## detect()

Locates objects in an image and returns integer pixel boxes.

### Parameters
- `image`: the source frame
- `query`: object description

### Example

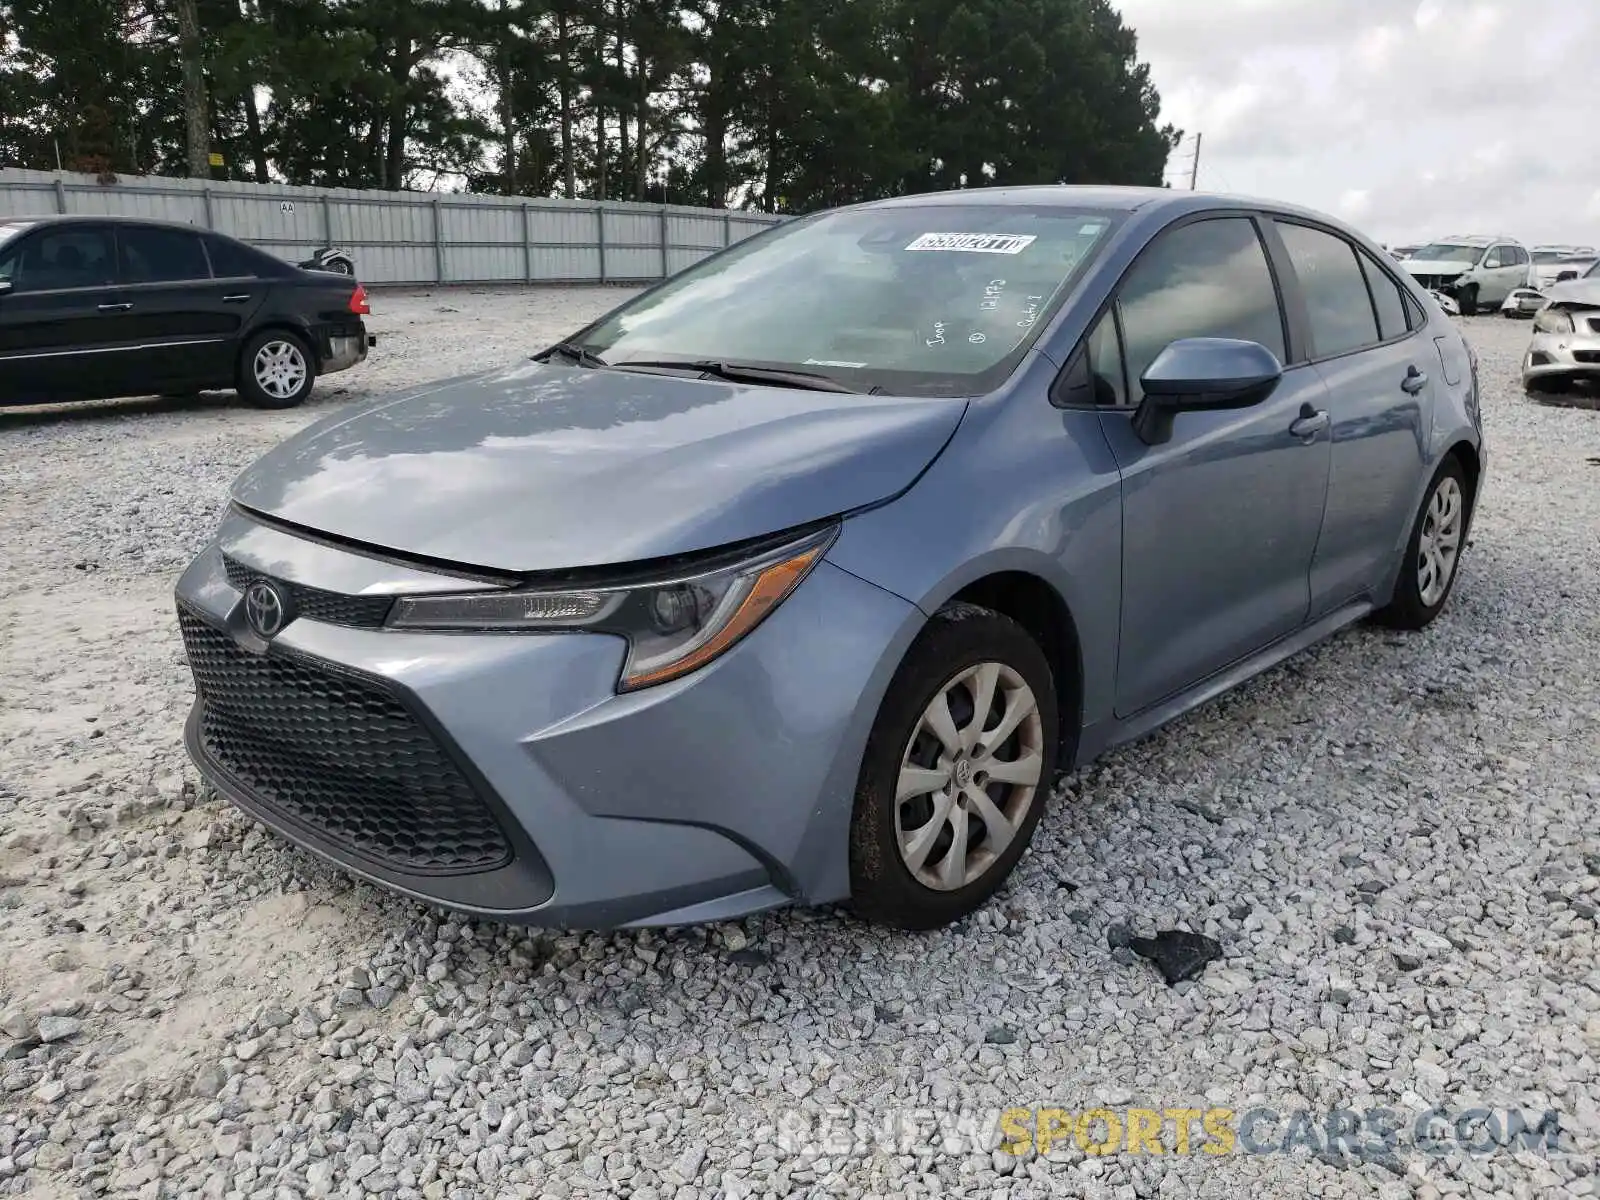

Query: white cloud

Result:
[1117,0,1600,245]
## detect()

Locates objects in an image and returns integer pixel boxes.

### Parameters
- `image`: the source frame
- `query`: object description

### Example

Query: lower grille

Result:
[1574,350,1600,365]
[222,555,394,629]
[179,610,512,875]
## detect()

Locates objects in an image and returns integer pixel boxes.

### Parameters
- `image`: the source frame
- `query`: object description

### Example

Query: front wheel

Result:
[849,603,1059,930]
[238,330,316,409]
[1456,285,1479,316]
[1374,458,1469,631]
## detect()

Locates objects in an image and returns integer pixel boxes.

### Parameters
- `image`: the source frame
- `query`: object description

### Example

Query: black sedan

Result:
[0,216,372,410]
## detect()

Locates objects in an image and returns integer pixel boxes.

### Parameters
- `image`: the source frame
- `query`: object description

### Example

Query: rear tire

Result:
[849,603,1060,930]
[238,330,316,409]
[1373,457,1469,631]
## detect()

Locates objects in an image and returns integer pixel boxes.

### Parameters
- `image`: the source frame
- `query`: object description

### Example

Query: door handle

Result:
[1401,366,1428,394]
[97,302,132,312]
[222,294,251,303]
[1289,406,1330,441]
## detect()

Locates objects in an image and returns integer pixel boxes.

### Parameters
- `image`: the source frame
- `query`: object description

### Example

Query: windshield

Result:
[1409,243,1481,263]
[1532,251,1566,264]
[573,204,1122,396]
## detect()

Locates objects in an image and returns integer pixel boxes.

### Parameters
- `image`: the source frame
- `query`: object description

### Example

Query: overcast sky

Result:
[1116,0,1599,248]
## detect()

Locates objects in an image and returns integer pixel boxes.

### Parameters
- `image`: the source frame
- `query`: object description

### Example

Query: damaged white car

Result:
[1523,261,1600,395]
[1400,236,1532,315]
[1531,245,1597,289]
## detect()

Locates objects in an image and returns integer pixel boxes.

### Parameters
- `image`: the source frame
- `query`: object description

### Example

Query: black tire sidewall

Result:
[1458,285,1478,316]
[239,330,316,409]
[849,606,1059,930]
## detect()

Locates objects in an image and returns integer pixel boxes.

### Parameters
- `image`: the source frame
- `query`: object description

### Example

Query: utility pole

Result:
[1189,132,1202,190]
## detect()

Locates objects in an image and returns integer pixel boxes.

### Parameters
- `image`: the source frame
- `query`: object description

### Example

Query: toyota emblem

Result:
[243,579,287,638]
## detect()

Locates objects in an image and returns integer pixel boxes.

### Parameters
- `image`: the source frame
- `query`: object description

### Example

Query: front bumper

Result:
[174,513,921,928]
[1523,322,1600,387]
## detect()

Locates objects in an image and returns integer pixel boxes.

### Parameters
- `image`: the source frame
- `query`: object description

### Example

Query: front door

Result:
[0,223,126,405]
[1092,215,1333,717]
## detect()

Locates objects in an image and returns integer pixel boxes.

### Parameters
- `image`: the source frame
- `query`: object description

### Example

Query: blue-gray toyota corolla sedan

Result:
[176,186,1485,931]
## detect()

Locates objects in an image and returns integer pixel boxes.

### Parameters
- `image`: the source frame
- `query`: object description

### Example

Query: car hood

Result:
[1542,278,1600,306]
[1401,259,1475,277]
[231,361,968,574]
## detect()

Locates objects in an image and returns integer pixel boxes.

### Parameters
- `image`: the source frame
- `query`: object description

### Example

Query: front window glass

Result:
[1116,216,1287,397]
[1409,243,1482,263]
[577,204,1122,396]
[2,227,116,291]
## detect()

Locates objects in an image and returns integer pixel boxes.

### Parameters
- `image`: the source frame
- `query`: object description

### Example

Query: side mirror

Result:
[1132,337,1283,445]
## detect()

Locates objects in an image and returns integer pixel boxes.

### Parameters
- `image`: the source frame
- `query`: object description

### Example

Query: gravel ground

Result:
[1,293,1597,1200]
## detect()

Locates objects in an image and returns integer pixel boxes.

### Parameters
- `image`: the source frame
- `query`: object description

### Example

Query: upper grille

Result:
[179,610,512,875]
[222,555,394,629]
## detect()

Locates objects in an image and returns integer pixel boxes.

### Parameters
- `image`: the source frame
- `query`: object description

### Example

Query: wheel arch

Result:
[944,569,1084,764]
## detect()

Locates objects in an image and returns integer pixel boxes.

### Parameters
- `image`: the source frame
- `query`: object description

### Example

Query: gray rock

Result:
[35,1016,81,1043]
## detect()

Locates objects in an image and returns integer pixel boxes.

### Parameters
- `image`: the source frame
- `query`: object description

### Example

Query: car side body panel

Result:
[0,216,366,407]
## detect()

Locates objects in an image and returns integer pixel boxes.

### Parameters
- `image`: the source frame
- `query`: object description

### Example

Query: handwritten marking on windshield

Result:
[926,321,948,347]
[803,358,868,368]
[1016,296,1045,329]
[980,280,1007,311]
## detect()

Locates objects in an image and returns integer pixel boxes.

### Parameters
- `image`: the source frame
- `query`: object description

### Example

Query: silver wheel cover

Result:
[894,661,1046,892]
[253,340,308,400]
[1417,475,1464,607]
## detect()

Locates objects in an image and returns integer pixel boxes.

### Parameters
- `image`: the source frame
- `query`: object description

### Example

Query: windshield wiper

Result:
[615,359,870,394]
[536,342,609,368]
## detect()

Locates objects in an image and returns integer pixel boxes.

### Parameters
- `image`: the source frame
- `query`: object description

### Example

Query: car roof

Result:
[847,184,1383,227]
[0,214,219,234]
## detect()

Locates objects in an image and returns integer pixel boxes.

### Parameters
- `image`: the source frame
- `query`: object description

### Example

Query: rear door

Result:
[0,223,125,404]
[1268,220,1436,616]
[113,224,262,389]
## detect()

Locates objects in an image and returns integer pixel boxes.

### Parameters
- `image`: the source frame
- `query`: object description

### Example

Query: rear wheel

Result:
[1374,457,1469,631]
[238,330,316,409]
[849,603,1059,930]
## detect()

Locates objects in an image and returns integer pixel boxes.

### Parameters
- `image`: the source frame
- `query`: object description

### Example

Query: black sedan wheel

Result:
[239,330,316,409]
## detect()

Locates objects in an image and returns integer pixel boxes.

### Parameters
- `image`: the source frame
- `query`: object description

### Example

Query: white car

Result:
[1531,245,1597,289]
[1399,236,1532,315]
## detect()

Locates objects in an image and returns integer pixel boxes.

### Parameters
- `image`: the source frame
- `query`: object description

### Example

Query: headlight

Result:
[1533,307,1574,334]
[387,524,838,691]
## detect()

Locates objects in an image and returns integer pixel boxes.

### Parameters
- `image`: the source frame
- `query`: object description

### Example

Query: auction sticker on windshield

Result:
[905,232,1038,254]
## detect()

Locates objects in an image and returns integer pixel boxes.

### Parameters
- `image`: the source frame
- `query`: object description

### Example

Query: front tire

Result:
[238,330,316,409]
[849,603,1059,930]
[1374,457,1469,631]
[1456,285,1479,316]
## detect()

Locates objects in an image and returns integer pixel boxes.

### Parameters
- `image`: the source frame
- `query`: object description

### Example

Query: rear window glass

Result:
[206,235,293,278]
[118,226,212,283]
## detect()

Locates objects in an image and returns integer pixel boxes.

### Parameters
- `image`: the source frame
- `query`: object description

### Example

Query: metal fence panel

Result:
[0,168,786,286]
